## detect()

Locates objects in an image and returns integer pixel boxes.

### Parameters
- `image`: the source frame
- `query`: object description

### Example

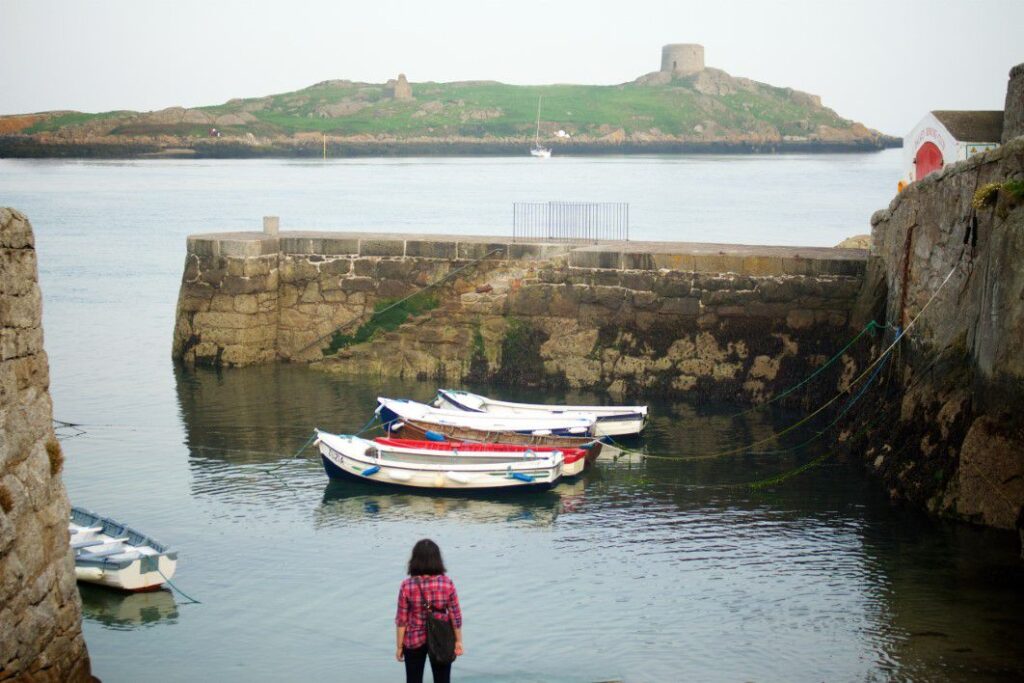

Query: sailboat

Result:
[530,95,552,158]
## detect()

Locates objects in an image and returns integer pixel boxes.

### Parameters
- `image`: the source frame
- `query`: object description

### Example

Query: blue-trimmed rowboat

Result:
[433,389,648,437]
[69,507,178,592]
[316,431,564,492]
[376,397,597,437]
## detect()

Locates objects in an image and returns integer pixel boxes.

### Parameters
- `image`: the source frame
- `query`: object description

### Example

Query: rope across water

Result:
[603,255,963,471]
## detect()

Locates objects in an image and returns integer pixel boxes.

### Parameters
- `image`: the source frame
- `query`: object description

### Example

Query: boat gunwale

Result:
[436,389,648,420]
[71,506,174,556]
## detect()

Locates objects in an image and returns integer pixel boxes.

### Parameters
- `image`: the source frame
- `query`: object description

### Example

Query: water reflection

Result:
[317,480,568,528]
[78,584,178,630]
[857,503,1024,681]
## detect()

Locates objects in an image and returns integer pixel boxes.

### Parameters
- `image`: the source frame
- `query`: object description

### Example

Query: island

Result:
[0,44,897,158]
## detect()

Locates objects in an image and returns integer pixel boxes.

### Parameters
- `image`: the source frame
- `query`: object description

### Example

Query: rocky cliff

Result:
[0,209,91,681]
[847,134,1024,545]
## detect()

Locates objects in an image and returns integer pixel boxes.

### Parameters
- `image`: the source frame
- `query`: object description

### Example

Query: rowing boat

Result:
[316,430,563,491]
[70,507,178,592]
[375,437,591,477]
[376,397,597,437]
[383,418,604,462]
[434,389,647,436]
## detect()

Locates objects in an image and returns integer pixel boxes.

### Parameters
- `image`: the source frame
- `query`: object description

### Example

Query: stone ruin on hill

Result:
[385,74,413,101]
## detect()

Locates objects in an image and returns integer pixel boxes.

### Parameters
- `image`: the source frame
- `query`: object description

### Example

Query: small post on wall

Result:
[263,216,280,236]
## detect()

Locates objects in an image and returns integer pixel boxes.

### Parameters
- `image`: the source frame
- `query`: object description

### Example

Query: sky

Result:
[0,0,1021,136]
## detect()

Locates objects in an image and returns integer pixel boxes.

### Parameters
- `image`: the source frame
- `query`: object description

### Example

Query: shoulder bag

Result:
[416,577,457,664]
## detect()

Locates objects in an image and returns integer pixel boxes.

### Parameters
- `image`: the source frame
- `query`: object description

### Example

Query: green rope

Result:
[734,451,834,490]
[624,337,895,464]
[728,320,888,419]
[719,352,892,488]
[157,568,201,604]
[600,320,890,462]
[353,414,381,436]
[260,433,318,474]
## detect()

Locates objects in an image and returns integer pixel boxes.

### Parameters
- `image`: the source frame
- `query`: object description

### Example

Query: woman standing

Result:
[396,539,464,683]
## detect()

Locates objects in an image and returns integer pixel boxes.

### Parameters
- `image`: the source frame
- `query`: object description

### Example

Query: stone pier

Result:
[174,225,867,402]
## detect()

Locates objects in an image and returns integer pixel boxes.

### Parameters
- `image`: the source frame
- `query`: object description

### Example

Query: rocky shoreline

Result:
[0,136,898,159]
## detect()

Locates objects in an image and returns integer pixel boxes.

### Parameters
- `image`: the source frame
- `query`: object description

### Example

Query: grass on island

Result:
[241,81,847,139]
[15,76,856,141]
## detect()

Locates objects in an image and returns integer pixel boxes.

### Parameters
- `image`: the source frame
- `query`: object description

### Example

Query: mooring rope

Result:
[620,353,891,464]
[258,414,385,475]
[598,255,958,464]
[259,433,319,474]
[721,348,892,489]
[727,319,889,419]
[157,568,201,605]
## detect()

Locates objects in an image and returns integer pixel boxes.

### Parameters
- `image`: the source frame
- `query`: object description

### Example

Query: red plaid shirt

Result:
[395,574,462,649]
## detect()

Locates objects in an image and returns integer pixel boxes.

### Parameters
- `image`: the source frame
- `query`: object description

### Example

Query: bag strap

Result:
[415,577,430,611]
[414,576,450,617]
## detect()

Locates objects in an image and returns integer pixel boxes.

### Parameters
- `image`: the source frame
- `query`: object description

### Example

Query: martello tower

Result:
[660,44,705,76]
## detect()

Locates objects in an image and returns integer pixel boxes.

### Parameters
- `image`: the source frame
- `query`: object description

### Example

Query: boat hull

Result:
[320,454,558,492]
[592,415,646,438]
[75,555,178,592]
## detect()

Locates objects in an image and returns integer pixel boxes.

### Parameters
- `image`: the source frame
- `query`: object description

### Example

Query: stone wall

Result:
[0,208,91,681]
[324,248,864,402]
[174,230,867,403]
[847,134,1024,538]
[174,232,567,367]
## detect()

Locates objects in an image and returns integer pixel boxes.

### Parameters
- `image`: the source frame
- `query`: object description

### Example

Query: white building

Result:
[903,111,1003,186]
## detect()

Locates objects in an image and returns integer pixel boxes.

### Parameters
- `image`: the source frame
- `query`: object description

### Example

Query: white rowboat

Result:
[316,431,563,491]
[70,507,178,592]
[434,389,648,437]
[376,397,597,437]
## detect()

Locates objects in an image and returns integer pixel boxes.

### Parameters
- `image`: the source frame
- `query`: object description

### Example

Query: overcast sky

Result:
[1,0,1021,135]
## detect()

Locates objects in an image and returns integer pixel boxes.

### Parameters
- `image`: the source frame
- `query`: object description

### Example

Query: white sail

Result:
[531,95,552,158]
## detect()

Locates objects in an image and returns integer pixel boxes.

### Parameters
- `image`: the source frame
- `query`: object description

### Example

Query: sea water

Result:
[2,151,1023,682]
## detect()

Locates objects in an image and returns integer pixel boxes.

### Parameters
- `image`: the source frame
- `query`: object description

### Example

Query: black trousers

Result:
[403,645,451,683]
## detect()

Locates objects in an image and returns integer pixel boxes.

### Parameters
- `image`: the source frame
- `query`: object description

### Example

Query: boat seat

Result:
[100,551,143,563]
[69,525,103,536]
[71,537,115,550]
[75,539,130,556]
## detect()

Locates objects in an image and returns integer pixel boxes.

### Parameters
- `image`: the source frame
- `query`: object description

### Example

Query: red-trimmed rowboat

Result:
[375,437,595,477]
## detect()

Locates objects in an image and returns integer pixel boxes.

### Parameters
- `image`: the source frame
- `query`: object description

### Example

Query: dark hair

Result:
[407,539,446,576]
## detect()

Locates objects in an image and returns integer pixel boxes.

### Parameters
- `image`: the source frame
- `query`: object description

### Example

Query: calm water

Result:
[3,152,1024,682]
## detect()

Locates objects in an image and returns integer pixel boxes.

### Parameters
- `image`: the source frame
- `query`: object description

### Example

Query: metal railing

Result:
[512,202,629,243]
